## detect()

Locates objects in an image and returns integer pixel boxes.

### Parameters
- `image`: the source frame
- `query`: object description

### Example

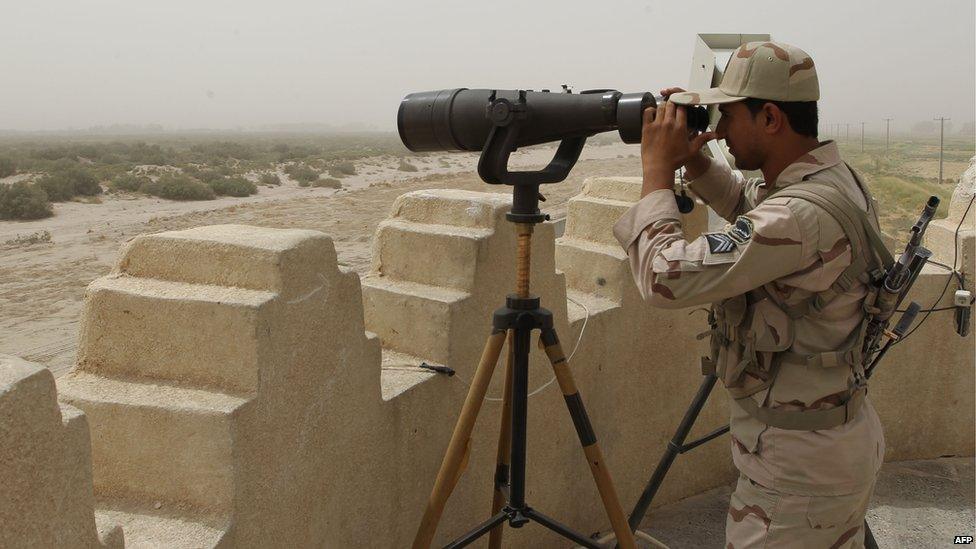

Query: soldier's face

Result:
[716,102,765,171]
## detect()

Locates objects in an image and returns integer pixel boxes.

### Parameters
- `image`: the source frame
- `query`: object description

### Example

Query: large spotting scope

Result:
[397,87,709,222]
[398,88,708,153]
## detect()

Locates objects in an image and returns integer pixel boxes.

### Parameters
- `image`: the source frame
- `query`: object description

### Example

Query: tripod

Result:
[411,108,637,547]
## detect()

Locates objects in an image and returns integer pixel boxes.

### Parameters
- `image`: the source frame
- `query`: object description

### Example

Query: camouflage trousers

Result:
[725,475,875,549]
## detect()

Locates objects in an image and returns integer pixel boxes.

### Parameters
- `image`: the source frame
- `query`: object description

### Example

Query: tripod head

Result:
[478,90,584,223]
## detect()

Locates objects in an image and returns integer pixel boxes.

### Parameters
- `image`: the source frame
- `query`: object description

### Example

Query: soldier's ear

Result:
[762,103,785,135]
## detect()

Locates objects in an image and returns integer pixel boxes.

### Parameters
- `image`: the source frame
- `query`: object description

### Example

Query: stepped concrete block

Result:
[369,190,562,300]
[565,176,709,244]
[61,224,394,547]
[0,355,122,548]
[58,371,247,514]
[95,502,229,549]
[371,219,492,289]
[116,224,338,301]
[77,276,274,393]
[564,195,636,246]
[388,188,512,228]
[362,276,470,363]
[578,176,645,202]
[558,176,709,307]
[555,237,632,302]
[369,190,514,291]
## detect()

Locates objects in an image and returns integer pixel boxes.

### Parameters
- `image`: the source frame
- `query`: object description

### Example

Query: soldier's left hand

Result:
[641,102,714,186]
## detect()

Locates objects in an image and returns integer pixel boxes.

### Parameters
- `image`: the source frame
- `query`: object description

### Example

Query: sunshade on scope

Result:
[397,88,709,153]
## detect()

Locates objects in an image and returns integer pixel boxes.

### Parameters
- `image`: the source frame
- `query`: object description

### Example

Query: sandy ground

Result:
[0,142,641,376]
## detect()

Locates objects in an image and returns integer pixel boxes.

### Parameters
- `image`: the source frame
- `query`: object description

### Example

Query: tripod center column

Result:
[515,224,533,298]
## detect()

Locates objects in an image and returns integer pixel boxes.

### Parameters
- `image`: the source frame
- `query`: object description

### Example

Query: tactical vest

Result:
[701,169,894,431]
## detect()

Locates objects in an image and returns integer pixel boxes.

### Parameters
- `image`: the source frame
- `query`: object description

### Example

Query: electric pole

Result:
[860,122,865,153]
[883,118,893,153]
[934,116,950,183]
[845,123,850,141]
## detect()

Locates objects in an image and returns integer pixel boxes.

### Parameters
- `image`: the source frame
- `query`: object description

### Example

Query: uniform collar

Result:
[763,141,842,190]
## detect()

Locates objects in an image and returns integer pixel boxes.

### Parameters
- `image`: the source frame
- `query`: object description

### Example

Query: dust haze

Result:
[0,0,973,134]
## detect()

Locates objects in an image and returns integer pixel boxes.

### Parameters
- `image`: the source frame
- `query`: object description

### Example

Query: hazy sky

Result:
[1,0,973,133]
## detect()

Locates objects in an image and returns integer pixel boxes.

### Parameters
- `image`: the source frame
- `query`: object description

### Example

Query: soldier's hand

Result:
[641,101,715,186]
[659,87,686,98]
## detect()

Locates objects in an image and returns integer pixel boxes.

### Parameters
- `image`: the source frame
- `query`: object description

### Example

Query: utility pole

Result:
[845,123,850,141]
[883,118,893,153]
[860,122,865,153]
[934,116,950,182]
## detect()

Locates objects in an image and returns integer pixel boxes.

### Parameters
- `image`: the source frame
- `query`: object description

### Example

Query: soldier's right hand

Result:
[657,87,712,177]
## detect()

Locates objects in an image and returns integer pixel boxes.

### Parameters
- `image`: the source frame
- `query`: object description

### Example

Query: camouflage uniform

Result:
[614,42,885,548]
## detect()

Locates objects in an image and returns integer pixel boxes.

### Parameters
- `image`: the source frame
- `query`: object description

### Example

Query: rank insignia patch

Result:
[728,216,754,245]
[705,233,736,254]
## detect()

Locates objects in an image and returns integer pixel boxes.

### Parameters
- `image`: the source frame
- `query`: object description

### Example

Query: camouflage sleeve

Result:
[612,189,815,309]
[686,158,765,223]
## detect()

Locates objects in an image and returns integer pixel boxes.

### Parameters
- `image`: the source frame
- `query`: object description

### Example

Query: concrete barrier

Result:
[0,355,123,548]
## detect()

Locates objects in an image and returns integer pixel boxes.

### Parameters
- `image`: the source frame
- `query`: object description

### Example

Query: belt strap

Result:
[734,388,866,431]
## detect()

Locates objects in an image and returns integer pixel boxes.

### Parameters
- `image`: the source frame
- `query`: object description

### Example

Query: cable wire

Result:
[895,193,975,345]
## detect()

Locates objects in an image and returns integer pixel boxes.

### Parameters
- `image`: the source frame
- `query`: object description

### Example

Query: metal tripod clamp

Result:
[477,90,587,193]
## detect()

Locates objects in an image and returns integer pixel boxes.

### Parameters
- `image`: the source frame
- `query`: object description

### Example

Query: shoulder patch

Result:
[728,216,754,244]
[705,233,737,254]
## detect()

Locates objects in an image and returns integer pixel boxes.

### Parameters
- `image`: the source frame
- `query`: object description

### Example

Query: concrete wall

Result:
[0,355,122,548]
[1,173,972,547]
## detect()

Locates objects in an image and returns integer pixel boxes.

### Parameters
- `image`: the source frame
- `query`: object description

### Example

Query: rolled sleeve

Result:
[612,188,681,252]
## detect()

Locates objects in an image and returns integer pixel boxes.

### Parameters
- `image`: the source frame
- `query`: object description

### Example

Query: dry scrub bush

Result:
[140,175,215,200]
[0,156,16,178]
[208,177,258,197]
[4,230,52,246]
[285,164,320,183]
[313,177,342,189]
[109,174,151,192]
[35,165,102,201]
[0,182,53,220]
[259,172,281,186]
[327,162,357,178]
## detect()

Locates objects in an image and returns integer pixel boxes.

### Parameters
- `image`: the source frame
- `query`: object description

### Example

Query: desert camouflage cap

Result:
[670,41,819,106]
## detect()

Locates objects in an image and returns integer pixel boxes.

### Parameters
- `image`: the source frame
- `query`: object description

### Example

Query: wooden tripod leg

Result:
[412,329,508,549]
[488,331,515,549]
[540,329,637,549]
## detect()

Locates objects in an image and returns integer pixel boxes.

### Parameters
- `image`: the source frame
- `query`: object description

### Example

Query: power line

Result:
[934,116,950,182]
[883,118,894,153]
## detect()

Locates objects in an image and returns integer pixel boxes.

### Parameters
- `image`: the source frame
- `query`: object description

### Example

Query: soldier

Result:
[612,42,888,547]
